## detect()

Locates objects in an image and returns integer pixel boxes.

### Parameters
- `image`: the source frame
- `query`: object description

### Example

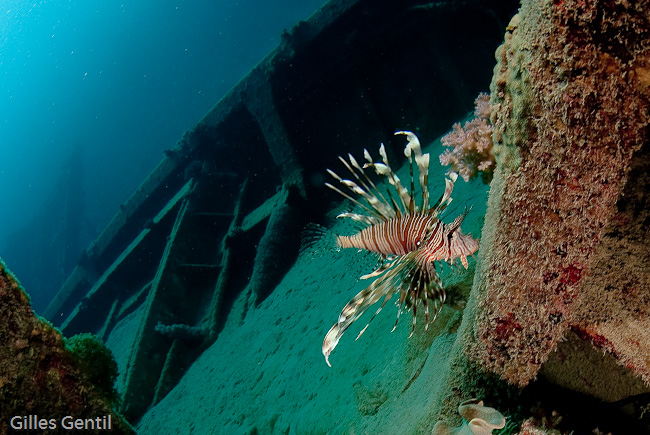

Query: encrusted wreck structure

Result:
[431,0,650,433]
[0,262,134,434]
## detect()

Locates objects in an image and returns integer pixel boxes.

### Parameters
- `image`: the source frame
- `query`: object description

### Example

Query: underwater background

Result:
[0,0,324,313]
[1,0,650,434]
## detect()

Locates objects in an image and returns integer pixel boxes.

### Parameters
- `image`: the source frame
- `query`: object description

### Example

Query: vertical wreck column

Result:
[242,70,305,194]
[427,0,650,424]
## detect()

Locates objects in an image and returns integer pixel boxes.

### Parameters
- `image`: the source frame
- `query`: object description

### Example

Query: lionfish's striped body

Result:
[337,213,432,255]
[323,131,478,366]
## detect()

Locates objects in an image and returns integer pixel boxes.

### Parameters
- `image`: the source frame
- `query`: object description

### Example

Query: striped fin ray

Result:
[324,177,380,222]
[360,255,398,280]
[322,254,413,367]
[322,250,445,366]
[428,172,458,218]
[363,144,413,214]
[447,206,470,233]
[326,158,396,223]
[334,212,377,226]
[396,131,430,211]
[338,154,396,220]
[396,260,446,336]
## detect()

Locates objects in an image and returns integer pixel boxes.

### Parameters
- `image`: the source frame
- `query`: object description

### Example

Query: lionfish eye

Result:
[416,240,422,247]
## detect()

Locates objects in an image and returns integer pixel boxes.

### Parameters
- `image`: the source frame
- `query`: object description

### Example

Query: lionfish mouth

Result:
[322,131,478,367]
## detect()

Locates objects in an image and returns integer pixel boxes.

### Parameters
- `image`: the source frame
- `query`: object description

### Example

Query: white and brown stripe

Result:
[336,213,436,255]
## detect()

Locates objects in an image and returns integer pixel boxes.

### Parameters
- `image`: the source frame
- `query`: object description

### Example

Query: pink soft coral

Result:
[440,93,495,183]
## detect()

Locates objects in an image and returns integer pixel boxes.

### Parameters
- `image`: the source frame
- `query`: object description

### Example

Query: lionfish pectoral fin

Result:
[322,286,381,366]
[300,223,338,258]
[322,263,404,366]
[359,256,397,280]
[360,269,383,280]
[391,308,402,332]
[323,323,341,367]
[355,290,394,341]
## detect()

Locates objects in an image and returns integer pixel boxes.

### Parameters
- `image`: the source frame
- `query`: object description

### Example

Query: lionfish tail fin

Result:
[300,223,339,259]
[444,207,478,268]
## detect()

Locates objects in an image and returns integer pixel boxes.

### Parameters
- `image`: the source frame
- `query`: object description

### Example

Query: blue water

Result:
[0,0,324,311]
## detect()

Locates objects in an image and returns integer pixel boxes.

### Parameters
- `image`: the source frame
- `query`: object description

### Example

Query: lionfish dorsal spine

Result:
[377,143,413,213]
[338,155,390,218]
[324,180,378,220]
[335,212,376,226]
[396,131,430,211]
[326,152,401,221]
[428,172,457,217]
[447,207,470,233]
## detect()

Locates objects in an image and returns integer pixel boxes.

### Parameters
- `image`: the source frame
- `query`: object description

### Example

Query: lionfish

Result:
[322,131,479,366]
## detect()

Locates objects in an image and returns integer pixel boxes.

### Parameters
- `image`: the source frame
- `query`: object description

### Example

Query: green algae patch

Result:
[0,258,134,434]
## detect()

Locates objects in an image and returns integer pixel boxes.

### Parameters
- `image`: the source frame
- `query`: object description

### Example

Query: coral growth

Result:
[569,138,650,386]
[467,0,650,387]
[432,399,505,435]
[249,183,303,306]
[514,419,558,435]
[440,93,495,183]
